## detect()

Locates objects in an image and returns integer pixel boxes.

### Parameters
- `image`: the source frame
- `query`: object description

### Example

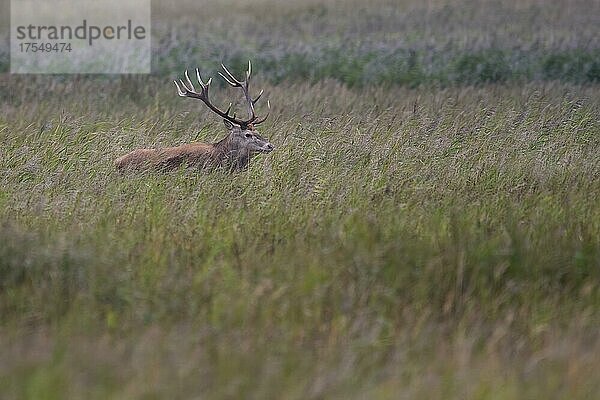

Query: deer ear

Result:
[223,119,234,130]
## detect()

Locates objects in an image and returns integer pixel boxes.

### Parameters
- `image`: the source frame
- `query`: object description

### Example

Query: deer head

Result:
[174,61,274,160]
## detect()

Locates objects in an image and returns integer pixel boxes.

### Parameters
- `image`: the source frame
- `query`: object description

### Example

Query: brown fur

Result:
[115,125,272,172]
[115,142,216,172]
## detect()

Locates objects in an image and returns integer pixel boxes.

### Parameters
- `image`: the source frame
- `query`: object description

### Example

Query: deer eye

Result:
[245,133,253,138]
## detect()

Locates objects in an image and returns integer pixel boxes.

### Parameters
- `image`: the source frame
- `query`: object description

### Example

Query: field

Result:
[1,0,600,399]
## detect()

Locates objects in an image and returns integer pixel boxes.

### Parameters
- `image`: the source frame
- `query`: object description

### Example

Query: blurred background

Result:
[151,0,600,86]
[2,0,599,83]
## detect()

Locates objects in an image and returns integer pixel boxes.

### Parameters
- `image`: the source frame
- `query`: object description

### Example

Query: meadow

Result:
[1,0,599,399]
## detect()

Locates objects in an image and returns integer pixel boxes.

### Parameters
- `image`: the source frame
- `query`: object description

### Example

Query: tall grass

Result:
[1,75,599,398]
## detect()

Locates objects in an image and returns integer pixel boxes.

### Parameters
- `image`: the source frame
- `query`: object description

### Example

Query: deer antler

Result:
[174,61,270,127]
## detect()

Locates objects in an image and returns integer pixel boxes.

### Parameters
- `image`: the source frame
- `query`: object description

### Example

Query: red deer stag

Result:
[115,61,273,172]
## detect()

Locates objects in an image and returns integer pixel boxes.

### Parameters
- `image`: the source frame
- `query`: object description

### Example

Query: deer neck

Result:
[213,134,251,170]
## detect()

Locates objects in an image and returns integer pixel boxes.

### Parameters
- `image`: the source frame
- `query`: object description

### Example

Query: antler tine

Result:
[184,70,196,92]
[246,60,252,80]
[174,80,185,96]
[218,71,238,87]
[252,89,264,105]
[254,100,271,125]
[219,63,243,87]
[174,69,204,98]
[195,68,207,90]
[177,78,198,97]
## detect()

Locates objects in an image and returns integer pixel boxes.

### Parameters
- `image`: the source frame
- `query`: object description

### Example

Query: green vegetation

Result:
[155,46,600,87]
[148,0,600,87]
[1,0,599,399]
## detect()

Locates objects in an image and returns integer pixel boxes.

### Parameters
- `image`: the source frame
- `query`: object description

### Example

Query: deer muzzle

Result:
[261,143,274,153]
